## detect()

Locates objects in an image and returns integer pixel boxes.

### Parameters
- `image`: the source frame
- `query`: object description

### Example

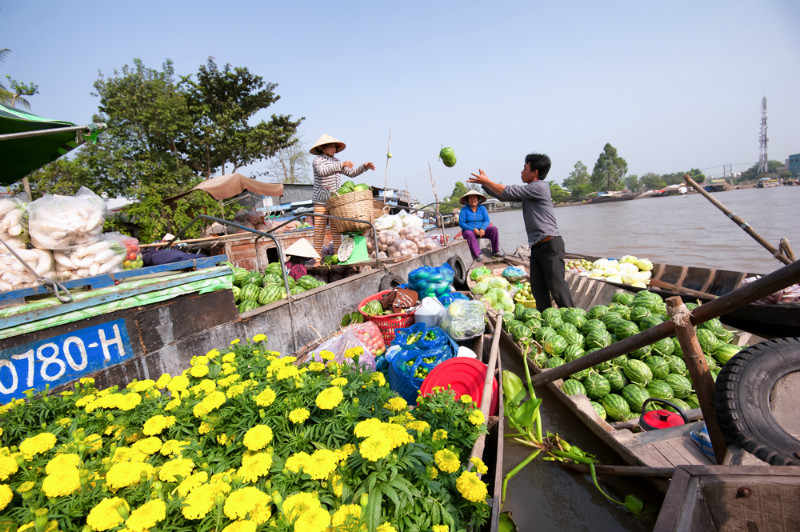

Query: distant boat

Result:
[703,179,732,192]
[589,190,639,203]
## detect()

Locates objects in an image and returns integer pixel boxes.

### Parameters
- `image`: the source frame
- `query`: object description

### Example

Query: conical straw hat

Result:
[309,134,346,155]
[283,238,321,260]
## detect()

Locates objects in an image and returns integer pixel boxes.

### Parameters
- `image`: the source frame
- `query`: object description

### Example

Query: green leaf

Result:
[511,397,542,430]
[502,370,526,406]
[499,512,518,532]
[624,494,644,515]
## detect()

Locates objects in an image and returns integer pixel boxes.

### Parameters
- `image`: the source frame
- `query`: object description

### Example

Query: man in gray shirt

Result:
[468,153,574,311]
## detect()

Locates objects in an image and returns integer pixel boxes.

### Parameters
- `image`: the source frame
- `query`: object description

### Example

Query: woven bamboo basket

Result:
[327,189,374,233]
[372,200,388,221]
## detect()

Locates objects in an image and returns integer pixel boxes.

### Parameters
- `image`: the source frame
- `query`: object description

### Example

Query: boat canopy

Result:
[165,172,284,202]
[0,103,105,186]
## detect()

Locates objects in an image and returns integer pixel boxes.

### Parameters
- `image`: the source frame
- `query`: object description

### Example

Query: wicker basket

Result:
[327,189,374,233]
[372,200,388,221]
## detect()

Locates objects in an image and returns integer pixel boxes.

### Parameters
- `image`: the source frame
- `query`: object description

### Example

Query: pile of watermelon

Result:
[502,290,744,423]
[229,262,327,313]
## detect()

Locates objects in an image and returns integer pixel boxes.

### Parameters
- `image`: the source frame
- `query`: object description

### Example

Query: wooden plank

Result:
[653,466,694,532]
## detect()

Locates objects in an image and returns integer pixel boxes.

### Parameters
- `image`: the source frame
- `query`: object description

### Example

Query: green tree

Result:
[267,139,311,184]
[640,172,666,190]
[179,58,302,178]
[562,161,592,200]
[686,168,706,184]
[661,172,685,186]
[591,143,628,191]
[549,182,570,204]
[439,181,468,213]
[0,49,38,108]
[624,174,641,192]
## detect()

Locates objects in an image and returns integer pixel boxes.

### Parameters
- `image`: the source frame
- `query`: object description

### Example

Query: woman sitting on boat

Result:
[310,134,375,265]
[282,238,320,280]
[458,190,504,262]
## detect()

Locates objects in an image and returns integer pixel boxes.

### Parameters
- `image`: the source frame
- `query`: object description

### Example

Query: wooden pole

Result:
[684,174,792,266]
[666,296,728,464]
[470,312,503,464]
[383,129,391,201]
[531,258,800,387]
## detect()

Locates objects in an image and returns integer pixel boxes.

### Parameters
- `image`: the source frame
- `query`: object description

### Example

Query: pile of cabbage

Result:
[568,255,654,288]
[470,267,515,313]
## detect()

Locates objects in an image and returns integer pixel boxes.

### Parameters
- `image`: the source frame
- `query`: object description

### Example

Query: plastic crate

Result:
[358,290,417,344]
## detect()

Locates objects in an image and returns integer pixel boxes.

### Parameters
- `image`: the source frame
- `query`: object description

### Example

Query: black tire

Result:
[378,272,404,291]
[714,337,800,465]
[447,256,467,290]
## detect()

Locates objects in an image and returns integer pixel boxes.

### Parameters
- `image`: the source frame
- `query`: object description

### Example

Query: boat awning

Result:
[0,103,105,186]
[165,172,284,202]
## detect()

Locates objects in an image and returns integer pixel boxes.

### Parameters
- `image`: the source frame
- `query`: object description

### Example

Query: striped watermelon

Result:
[231,285,240,302]
[544,335,568,356]
[232,267,249,286]
[644,355,670,380]
[533,352,549,368]
[587,305,609,320]
[258,284,284,305]
[583,373,611,400]
[563,345,585,362]
[601,393,631,421]
[667,398,692,413]
[622,383,649,413]
[623,359,653,386]
[664,374,693,399]
[651,337,675,357]
[603,368,627,392]
[686,394,700,409]
[664,354,688,376]
[263,273,283,285]
[545,356,565,369]
[534,326,557,344]
[243,271,263,287]
[696,328,719,353]
[646,380,674,400]
[239,283,260,302]
[514,303,526,320]
[590,401,607,420]
[237,300,259,313]
[561,379,586,396]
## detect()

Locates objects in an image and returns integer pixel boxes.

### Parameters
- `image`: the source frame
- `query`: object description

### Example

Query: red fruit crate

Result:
[358,290,417,344]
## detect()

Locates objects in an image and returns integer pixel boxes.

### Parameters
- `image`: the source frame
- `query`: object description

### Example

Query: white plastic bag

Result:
[28,187,107,250]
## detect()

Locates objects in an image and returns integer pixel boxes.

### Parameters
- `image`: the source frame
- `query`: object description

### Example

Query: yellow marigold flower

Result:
[427,465,439,480]
[206,348,221,358]
[354,418,383,439]
[182,483,217,520]
[284,452,310,474]
[165,398,181,411]
[331,377,348,387]
[155,373,171,389]
[222,521,257,532]
[131,437,161,456]
[243,425,273,451]
[118,393,142,411]
[190,365,209,378]
[433,429,448,441]
[332,472,343,497]
[308,361,325,372]
[199,422,212,435]
[226,384,245,398]
[56,417,72,426]
[406,420,430,433]
[222,352,236,363]
[381,423,414,449]
[111,447,144,463]
[344,346,363,358]
[238,452,273,483]
[143,414,176,436]
[167,375,190,393]
[45,453,80,474]
[318,350,335,361]
[360,436,392,462]
[459,394,474,405]
[469,409,485,426]
[217,434,229,446]
[289,408,310,424]
[86,497,129,531]
[0,455,19,480]
[159,457,195,482]
[128,379,155,392]
[191,354,209,366]
[371,372,386,386]
[283,491,322,520]
[306,449,338,480]
[456,470,489,503]
[79,377,95,386]
[385,397,407,412]
[20,432,57,459]
[315,386,344,410]
[294,506,331,531]
[432,525,449,532]
[177,471,208,497]
[125,499,166,532]
[434,449,460,474]
[470,456,489,475]
[0,484,12,511]
[377,523,398,532]
[252,333,267,342]
[75,394,95,408]
[224,486,272,523]
[276,365,299,381]
[331,504,363,528]
[42,467,81,497]
[230,338,240,345]
[106,462,153,490]
[160,439,189,457]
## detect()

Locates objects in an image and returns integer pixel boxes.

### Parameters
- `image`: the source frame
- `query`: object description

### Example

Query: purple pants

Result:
[462,225,500,258]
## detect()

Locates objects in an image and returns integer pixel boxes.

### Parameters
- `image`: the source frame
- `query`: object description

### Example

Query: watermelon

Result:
[544,335,568,356]
[664,354,688,376]
[263,273,283,285]
[571,366,591,381]
[232,267,250,286]
[534,326,557,344]
[524,319,542,332]
[699,317,725,335]
[502,318,519,333]
[563,345,585,362]
[512,324,532,343]
[542,307,561,323]
[600,312,622,329]
[239,283,261,302]
[686,394,700,409]
[542,313,564,330]
[237,300,259,313]
[632,291,661,312]
[621,384,649,413]
[627,344,652,360]
[585,329,612,350]
[714,327,735,343]
[297,275,319,290]
[522,308,542,322]
[623,359,653,386]
[583,373,611,400]
[587,305,609,320]
[614,320,639,340]
[628,306,651,323]
[231,285,240,302]
[713,343,743,365]
[695,328,720,354]
[651,337,675,358]
[639,315,664,330]
[607,303,631,320]
[561,379,586,396]
[664,374,693,399]
[644,355,670,380]
[514,304,527,320]
[258,284,285,305]
[666,398,692,413]
[603,368,627,392]
[601,393,631,421]
[611,292,635,306]
[290,286,306,295]
[560,329,584,347]
[590,401,607,420]
[557,323,579,338]
[704,355,718,370]
[561,308,587,330]
[439,146,457,167]
[612,355,628,367]
[533,352,549,368]
[581,319,606,335]
[646,380,674,400]
[243,271,263,287]
[545,356,565,369]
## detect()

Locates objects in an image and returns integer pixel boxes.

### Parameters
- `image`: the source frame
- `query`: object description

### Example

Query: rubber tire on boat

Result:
[714,337,800,465]
[378,272,405,292]
[447,256,467,290]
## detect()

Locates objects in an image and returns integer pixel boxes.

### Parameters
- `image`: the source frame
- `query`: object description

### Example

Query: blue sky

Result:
[2,1,798,202]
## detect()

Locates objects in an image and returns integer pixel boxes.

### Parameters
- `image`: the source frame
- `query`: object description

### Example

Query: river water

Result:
[444,187,799,530]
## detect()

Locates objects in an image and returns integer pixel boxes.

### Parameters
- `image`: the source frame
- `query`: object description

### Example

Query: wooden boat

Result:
[564,252,800,338]
[654,465,800,531]
[589,191,639,203]
[466,257,764,493]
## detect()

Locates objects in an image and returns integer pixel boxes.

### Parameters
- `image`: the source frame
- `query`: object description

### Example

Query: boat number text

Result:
[0,319,132,403]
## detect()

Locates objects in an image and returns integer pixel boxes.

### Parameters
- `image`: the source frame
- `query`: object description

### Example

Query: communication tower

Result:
[758,97,768,174]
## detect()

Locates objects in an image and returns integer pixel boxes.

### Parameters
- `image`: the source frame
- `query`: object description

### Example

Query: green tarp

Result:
[0,103,104,186]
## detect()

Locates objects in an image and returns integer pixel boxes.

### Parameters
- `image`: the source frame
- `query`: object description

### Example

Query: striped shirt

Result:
[312,155,368,205]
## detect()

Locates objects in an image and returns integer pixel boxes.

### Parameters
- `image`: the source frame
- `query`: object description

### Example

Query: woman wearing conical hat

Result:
[310,134,375,263]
